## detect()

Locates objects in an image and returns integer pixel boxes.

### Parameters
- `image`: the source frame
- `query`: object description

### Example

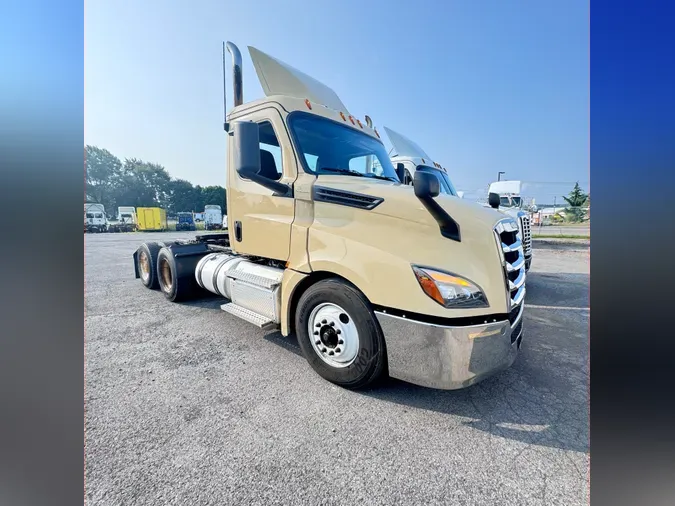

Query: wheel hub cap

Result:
[308,303,359,368]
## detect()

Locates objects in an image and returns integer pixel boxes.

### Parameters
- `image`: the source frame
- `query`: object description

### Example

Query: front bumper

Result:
[376,308,524,390]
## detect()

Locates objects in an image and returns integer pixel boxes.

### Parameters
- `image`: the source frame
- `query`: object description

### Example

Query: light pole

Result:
[498,171,505,181]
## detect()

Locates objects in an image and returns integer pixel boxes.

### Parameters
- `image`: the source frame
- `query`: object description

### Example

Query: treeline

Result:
[85,145,226,217]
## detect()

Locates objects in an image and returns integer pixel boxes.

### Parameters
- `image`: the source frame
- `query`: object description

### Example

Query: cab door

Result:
[227,106,296,261]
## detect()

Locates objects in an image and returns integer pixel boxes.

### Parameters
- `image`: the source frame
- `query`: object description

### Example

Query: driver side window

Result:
[257,121,283,181]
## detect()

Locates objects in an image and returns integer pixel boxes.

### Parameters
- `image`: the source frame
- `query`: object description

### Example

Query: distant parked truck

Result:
[136,207,167,231]
[84,203,107,233]
[176,212,196,231]
[204,205,223,230]
[108,206,138,233]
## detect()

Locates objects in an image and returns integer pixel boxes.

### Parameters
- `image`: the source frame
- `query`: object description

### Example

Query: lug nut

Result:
[315,340,321,345]
[321,319,327,324]
[338,339,344,345]
[316,323,321,328]
[329,321,335,327]
[335,348,341,353]
[336,329,341,334]
[314,330,319,335]
[328,351,334,356]
[322,348,327,353]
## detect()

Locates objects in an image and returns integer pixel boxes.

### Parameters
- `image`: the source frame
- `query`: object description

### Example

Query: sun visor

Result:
[383,127,432,160]
[248,46,349,113]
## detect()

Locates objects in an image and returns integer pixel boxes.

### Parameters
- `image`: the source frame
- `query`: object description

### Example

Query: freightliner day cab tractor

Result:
[385,127,532,271]
[132,42,528,390]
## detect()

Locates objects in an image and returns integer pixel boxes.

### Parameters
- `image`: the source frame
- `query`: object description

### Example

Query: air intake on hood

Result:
[313,186,384,210]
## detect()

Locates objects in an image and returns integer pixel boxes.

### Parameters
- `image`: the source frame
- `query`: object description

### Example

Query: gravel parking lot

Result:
[85,232,589,505]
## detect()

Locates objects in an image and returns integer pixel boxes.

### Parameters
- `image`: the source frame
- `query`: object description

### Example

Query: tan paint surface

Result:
[227,97,510,325]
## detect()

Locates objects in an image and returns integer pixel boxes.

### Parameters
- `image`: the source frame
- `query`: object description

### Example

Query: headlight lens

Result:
[412,266,488,308]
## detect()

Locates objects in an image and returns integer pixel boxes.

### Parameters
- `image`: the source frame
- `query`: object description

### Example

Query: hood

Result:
[383,126,432,160]
[314,176,505,231]
[248,46,350,113]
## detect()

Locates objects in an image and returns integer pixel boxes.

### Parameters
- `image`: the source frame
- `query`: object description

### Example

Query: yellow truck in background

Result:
[136,207,167,231]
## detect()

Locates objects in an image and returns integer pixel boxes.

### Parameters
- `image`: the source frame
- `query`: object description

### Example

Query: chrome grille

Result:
[520,215,532,256]
[494,219,527,313]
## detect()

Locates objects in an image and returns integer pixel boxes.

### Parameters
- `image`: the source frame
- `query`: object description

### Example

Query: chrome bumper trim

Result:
[377,312,520,390]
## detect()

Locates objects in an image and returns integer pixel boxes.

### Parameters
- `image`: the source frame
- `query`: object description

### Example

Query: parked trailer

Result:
[204,205,223,230]
[132,42,527,391]
[136,207,167,231]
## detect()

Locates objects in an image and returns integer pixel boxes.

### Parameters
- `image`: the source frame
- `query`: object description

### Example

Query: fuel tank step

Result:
[220,302,278,330]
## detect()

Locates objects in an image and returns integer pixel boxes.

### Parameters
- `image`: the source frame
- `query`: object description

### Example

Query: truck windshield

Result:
[289,112,399,181]
[500,196,522,208]
[416,165,458,197]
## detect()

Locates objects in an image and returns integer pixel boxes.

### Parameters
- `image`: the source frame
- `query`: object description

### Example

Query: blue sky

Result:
[85,0,589,202]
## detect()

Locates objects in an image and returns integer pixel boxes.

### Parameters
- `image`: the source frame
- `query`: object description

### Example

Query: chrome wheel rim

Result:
[308,303,359,368]
[139,251,151,282]
[159,258,172,292]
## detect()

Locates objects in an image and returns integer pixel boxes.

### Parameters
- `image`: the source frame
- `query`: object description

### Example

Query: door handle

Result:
[234,221,242,242]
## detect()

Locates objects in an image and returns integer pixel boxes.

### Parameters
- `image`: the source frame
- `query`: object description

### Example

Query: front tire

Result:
[295,278,387,389]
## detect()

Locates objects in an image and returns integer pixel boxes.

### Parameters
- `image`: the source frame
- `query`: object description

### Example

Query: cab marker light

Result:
[340,112,346,121]
[305,99,312,110]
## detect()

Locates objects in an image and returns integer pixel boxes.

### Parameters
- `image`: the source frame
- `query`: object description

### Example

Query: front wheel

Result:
[295,278,387,389]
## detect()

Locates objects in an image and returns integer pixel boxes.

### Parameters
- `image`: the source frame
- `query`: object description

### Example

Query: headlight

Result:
[412,266,488,308]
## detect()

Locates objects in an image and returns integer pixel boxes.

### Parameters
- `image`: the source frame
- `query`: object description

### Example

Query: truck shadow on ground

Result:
[180,274,589,455]
[263,272,589,455]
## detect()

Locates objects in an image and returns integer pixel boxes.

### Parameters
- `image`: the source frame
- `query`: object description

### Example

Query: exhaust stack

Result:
[226,41,244,108]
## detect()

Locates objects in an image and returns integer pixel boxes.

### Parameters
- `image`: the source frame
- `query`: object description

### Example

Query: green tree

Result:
[200,185,227,212]
[85,146,123,212]
[563,182,589,223]
[122,158,172,207]
[168,179,200,214]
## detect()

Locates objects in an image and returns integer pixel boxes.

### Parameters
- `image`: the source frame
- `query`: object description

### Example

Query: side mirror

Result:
[488,192,501,209]
[395,163,406,184]
[414,171,440,199]
[232,121,291,197]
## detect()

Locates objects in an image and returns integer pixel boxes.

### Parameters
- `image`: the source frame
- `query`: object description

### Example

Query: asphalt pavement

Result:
[85,232,589,505]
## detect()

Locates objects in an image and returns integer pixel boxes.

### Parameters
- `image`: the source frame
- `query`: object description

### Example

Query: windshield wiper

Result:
[365,174,398,182]
[317,167,366,177]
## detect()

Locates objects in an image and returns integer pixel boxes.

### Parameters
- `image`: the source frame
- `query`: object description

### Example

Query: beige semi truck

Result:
[132,42,527,390]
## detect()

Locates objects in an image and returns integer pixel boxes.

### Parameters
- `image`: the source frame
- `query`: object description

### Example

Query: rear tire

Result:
[156,247,204,302]
[137,242,161,289]
[295,278,387,389]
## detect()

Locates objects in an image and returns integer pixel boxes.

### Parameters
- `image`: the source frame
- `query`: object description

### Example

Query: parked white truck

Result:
[204,205,223,230]
[132,42,527,391]
[108,206,137,233]
[384,127,532,271]
[486,180,532,271]
[84,203,107,233]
